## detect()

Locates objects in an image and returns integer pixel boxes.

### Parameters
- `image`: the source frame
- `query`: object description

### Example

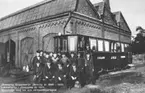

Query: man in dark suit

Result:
[77,53,85,87]
[84,53,94,84]
[69,53,77,66]
[33,56,42,83]
[68,64,79,88]
[54,63,67,88]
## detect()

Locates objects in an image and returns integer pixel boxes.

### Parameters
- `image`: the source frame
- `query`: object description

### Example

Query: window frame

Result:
[104,40,110,52]
[89,38,97,51]
[98,39,104,52]
[68,36,78,52]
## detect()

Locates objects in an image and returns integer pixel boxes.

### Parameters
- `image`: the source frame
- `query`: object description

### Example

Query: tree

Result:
[131,26,145,54]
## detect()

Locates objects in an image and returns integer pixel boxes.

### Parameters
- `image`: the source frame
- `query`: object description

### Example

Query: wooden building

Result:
[0,0,131,68]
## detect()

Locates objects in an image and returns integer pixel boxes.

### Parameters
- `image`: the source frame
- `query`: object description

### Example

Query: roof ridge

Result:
[0,0,55,21]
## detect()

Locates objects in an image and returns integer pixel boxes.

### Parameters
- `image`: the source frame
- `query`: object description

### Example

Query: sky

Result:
[0,0,145,36]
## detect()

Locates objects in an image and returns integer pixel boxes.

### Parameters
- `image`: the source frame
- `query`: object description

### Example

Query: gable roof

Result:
[113,11,131,32]
[94,2,104,15]
[0,0,77,30]
[113,11,121,23]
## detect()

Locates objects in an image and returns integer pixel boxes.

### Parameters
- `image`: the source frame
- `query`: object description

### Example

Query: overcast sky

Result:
[0,0,145,36]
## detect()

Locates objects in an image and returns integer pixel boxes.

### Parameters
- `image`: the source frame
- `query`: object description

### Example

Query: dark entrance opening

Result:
[0,42,5,66]
[5,40,16,66]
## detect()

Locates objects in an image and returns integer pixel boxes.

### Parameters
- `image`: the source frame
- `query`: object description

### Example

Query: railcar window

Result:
[62,39,67,52]
[121,43,125,52]
[111,42,114,52]
[54,38,58,52]
[78,37,84,51]
[68,36,77,52]
[104,41,110,52]
[55,37,68,52]
[114,43,117,52]
[124,44,129,52]
[89,38,97,51]
[98,40,104,52]
[116,42,121,52]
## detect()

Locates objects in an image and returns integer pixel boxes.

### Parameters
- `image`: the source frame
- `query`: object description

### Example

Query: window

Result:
[78,37,84,51]
[114,43,117,52]
[68,36,77,51]
[55,38,61,52]
[124,44,129,52]
[62,39,67,52]
[116,42,121,52]
[89,38,97,51]
[111,42,114,52]
[54,38,58,52]
[104,41,110,52]
[121,43,125,52]
[55,37,68,52]
[98,40,104,51]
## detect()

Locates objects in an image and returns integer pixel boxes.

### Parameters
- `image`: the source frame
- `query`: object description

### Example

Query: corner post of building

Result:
[118,22,121,43]
[63,12,72,35]
[15,31,19,68]
[101,15,105,51]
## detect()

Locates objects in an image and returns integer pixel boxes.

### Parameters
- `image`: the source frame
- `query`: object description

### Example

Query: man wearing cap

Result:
[69,64,79,88]
[43,58,53,85]
[31,50,40,71]
[41,52,52,83]
[77,53,85,87]
[51,53,60,73]
[70,53,78,66]
[84,53,94,84]
[32,52,42,83]
[54,63,67,88]
[60,54,70,72]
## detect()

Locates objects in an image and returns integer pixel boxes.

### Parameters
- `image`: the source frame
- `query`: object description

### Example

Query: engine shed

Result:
[0,0,131,68]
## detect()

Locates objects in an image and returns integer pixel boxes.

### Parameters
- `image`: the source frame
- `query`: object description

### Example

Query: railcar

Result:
[54,34,132,76]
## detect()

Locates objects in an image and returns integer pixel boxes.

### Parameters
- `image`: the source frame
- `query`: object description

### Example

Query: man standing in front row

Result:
[32,50,42,83]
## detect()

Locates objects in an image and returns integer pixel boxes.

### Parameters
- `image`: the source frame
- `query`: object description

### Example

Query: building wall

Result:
[73,18,102,38]
[0,16,68,68]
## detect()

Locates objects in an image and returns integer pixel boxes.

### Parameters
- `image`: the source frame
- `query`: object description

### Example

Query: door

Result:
[0,42,5,66]
[5,40,16,66]
[42,33,57,52]
[21,37,34,67]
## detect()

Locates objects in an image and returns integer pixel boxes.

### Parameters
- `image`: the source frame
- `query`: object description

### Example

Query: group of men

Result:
[31,50,95,88]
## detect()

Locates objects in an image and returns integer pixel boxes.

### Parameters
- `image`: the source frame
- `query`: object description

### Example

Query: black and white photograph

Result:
[0,0,145,93]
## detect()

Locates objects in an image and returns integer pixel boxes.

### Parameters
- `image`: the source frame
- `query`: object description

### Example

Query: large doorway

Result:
[0,42,5,66]
[42,33,57,52]
[21,37,34,67]
[5,40,16,66]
